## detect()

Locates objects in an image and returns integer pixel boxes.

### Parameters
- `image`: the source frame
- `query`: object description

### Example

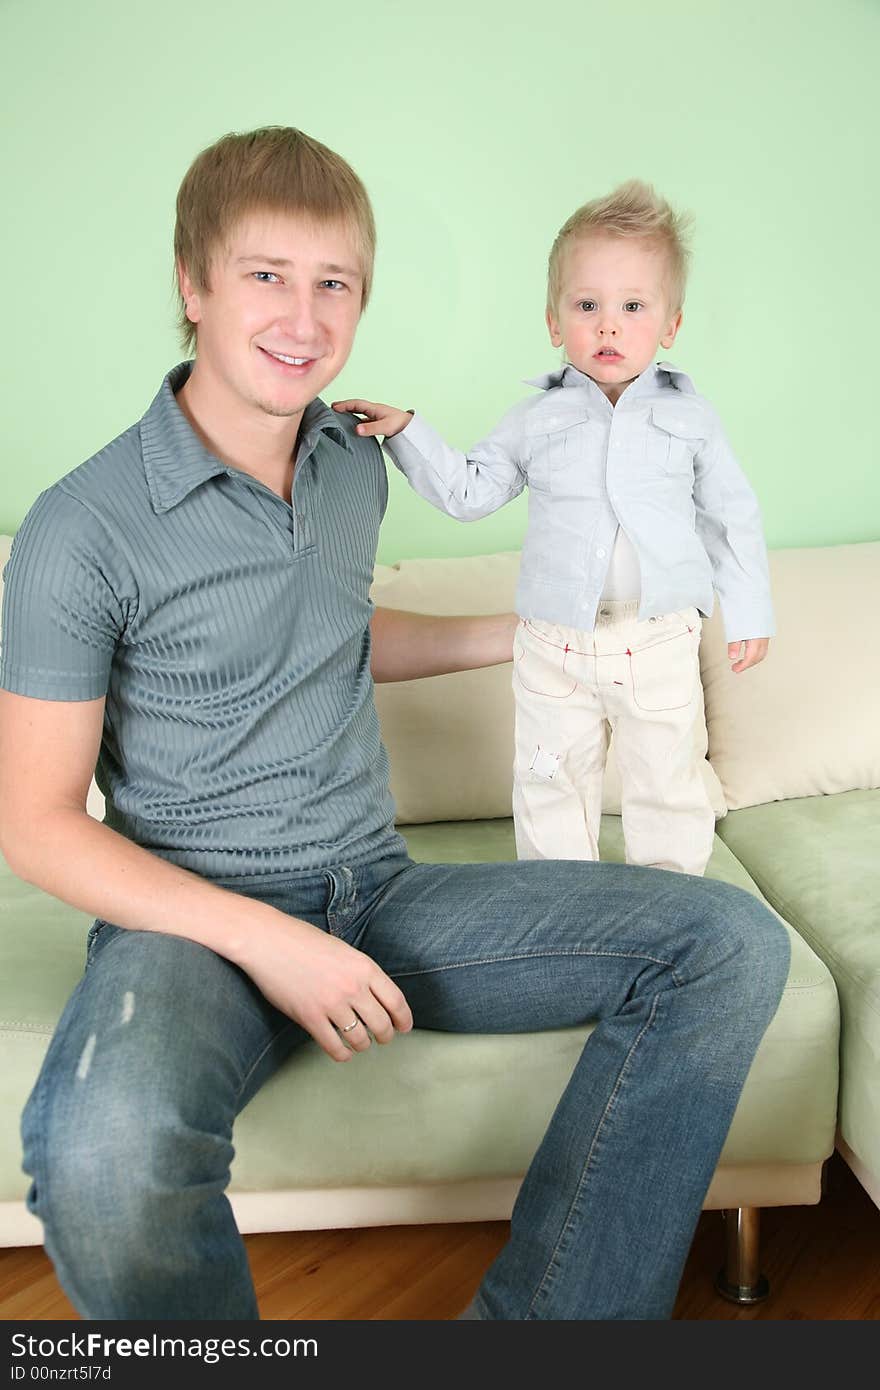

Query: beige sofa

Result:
[4,535,876,1301]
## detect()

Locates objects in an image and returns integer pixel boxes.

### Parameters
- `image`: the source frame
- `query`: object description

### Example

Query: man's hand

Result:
[728,637,770,674]
[234,912,414,1063]
[332,398,413,439]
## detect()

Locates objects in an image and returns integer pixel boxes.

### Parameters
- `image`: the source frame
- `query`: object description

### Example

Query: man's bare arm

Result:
[370,607,518,683]
[0,690,412,1061]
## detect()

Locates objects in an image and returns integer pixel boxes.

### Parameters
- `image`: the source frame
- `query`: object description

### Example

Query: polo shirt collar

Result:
[297,398,353,459]
[140,362,353,515]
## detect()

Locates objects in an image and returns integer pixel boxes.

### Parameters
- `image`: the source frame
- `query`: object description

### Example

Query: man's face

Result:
[179,211,365,419]
[546,234,682,402]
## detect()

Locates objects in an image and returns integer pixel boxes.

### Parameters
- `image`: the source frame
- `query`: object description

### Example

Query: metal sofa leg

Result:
[714,1207,769,1304]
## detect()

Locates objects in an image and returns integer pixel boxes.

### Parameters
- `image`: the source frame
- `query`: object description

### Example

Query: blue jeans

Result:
[21,852,789,1320]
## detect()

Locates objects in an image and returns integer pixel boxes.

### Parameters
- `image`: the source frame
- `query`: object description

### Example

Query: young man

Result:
[0,127,789,1321]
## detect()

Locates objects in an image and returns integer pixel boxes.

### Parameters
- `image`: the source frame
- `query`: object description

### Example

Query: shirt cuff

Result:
[721,600,776,644]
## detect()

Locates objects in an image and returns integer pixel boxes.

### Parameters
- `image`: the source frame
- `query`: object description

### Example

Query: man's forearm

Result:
[3,808,275,968]
[370,607,518,683]
[3,807,414,1062]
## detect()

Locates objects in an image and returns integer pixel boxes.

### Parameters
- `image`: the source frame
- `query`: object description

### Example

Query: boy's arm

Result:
[370,607,518,683]
[0,691,412,1063]
[333,397,527,521]
[692,413,775,671]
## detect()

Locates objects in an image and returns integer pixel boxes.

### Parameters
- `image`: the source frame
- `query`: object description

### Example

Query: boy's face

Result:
[179,211,365,421]
[546,234,682,402]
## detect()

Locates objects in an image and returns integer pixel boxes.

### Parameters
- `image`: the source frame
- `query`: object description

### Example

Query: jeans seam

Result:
[393,948,683,986]
[234,1019,300,1106]
[23,1051,50,1225]
[525,990,663,1318]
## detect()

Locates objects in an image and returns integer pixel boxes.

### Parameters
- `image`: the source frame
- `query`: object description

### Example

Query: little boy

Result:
[334,181,774,875]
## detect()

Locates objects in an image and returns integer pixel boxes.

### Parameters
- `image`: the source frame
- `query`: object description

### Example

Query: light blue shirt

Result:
[386,362,774,641]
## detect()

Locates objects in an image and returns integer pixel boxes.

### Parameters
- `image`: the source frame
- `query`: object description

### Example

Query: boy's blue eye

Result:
[578,300,597,313]
[623,301,643,312]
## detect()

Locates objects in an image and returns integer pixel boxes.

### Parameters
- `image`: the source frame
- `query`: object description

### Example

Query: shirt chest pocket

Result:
[645,402,705,479]
[525,409,594,496]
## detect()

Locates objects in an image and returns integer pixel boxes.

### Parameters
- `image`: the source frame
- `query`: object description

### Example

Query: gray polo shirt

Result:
[0,363,405,878]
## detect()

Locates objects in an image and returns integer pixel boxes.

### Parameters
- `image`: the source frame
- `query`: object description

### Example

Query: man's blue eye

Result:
[320,280,345,291]
[253,271,280,283]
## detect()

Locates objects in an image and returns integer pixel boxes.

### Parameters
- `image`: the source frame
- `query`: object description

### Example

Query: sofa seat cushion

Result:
[0,819,838,1205]
[717,790,880,1179]
[230,818,837,1190]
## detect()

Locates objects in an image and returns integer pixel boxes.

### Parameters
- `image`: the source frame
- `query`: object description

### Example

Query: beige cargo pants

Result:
[512,602,715,875]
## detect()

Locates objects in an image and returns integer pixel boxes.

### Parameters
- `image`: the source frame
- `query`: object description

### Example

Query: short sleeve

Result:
[0,487,133,701]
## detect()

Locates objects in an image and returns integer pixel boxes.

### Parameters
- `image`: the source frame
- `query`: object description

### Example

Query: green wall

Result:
[2,0,877,563]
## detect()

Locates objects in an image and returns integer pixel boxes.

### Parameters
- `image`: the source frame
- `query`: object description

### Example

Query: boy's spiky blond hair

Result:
[547,179,693,315]
[174,126,376,354]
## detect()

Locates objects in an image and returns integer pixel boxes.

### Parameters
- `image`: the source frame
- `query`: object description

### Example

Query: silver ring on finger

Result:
[340,1016,361,1034]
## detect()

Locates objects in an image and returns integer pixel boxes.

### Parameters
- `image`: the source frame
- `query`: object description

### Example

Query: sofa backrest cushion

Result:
[371,551,725,825]
[1,533,726,829]
[700,541,880,810]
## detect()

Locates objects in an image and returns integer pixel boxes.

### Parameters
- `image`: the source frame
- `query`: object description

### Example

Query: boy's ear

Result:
[177,260,202,327]
[546,307,563,349]
[660,309,683,350]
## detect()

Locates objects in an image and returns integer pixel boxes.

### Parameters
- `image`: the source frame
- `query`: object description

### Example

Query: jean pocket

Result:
[513,622,577,698]
[628,614,701,712]
[85,919,116,968]
[325,867,359,939]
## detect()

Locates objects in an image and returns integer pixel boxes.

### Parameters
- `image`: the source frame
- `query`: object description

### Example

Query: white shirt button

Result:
[596,547,607,559]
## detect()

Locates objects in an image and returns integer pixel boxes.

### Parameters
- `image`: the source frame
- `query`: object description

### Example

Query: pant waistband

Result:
[595,600,641,625]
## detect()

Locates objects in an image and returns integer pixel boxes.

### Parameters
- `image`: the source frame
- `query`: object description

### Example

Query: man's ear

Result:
[660,308,683,350]
[546,306,563,349]
[177,261,202,327]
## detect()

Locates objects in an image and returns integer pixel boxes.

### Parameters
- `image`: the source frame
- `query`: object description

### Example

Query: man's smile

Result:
[257,345,319,373]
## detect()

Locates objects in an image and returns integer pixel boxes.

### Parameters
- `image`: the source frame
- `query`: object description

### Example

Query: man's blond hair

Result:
[174,126,376,354]
[547,179,692,316]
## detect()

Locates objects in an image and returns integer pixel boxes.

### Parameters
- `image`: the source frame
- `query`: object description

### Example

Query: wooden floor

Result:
[2,1153,878,1320]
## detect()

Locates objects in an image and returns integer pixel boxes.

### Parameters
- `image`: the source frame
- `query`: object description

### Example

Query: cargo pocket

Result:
[525,408,592,494]
[628,613,701,712]
[645,402,705,478]
[513,622,577,698]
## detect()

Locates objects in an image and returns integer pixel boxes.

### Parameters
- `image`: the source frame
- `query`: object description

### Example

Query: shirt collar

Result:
[140,362,353,515]
[523,360,695,403]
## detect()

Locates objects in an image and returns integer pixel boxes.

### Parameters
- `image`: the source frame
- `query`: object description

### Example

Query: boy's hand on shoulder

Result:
[728,637,770,674]
[332,398,413,439]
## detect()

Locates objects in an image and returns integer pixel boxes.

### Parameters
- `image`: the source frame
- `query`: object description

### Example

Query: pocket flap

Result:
[525,405,591,436]
[650,401,707,441]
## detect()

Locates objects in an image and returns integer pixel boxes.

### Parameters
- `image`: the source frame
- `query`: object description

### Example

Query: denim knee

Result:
[682,878,791,1007]
[22,1063,233,1253]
